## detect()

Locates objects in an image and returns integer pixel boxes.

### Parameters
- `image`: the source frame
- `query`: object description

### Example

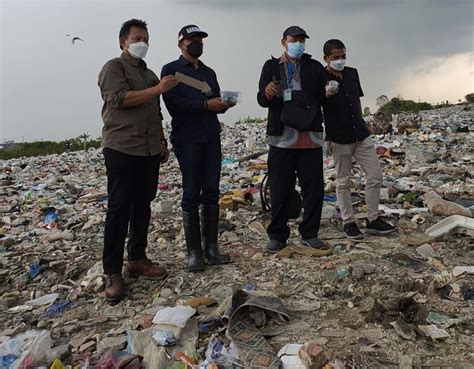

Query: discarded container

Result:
[219,196,233,211]
[277,344,305,369]
[452,266,474,277]
[425,215,474,238]
[220,91,242,104]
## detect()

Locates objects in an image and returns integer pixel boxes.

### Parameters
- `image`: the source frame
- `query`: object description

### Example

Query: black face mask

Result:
[187,41,203,58]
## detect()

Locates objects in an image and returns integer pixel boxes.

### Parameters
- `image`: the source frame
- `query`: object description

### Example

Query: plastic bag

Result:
[45,301,73,318]
[43,210,59,229]
[152,305,196,328]
[25,293,58,307]
[28,262,44,279]
[152,329,177,346]
[220,91,242,104]
[0,330,55,369]
[204,337,233,367]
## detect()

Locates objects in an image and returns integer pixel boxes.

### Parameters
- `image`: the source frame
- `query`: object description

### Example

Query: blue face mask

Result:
[287,42,305,59]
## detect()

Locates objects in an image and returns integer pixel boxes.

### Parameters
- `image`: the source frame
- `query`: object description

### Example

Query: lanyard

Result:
[287,61,295,89]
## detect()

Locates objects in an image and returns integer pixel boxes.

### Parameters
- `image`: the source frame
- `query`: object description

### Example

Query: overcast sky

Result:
[0,0,473,142]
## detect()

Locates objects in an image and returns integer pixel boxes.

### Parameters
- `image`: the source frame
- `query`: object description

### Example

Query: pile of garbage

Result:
[0,104,473,368]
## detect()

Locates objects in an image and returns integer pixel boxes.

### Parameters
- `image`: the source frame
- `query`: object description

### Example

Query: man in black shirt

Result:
[257,26,328,253]
[161,25,235,272]
[322,39,395,240]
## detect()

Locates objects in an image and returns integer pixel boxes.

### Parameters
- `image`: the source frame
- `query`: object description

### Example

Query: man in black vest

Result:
[322,39,395,239]
[257,26,328,253]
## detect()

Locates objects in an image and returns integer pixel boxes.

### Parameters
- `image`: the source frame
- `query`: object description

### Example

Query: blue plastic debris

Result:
[323,195,337,202]
[1,354,18,368]
[242,284,256,292]
[28,262,44,279]
[43,210,59,229]
[45,301,73,318]
[152,328,177,346]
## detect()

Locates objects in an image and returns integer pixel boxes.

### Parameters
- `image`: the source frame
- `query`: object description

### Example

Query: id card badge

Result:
[283,89,292,102]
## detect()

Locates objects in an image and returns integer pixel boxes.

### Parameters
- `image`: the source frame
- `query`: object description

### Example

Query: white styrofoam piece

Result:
[425,215,474,238]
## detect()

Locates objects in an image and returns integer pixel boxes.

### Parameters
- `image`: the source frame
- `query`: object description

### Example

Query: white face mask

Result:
[127,41,148,59]
[329,59,346,71]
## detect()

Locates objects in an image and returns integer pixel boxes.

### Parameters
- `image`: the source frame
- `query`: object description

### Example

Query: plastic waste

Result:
[25,293,59,307]
[326,80,339,94]
[43,209,59,230]
[152,329,177,346]
[204,337,233,367]
[1,354,17,369]
[45,301,73,318]
[50,358,66,369]
[93,350,143,369]
[152,305,196,328]
[426,215,474,238]
[220,91,242,104]
[0,330,55,369]
[28,262,44,279]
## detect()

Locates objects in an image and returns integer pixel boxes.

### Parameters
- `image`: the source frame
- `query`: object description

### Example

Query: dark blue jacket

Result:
[161,56,224,145]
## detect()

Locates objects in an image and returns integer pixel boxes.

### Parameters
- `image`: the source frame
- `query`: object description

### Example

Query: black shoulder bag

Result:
[273,60,318,131]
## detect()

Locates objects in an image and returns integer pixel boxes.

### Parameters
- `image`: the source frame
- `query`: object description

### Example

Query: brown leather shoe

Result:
[105,274,124,303]
[126,259,168,280]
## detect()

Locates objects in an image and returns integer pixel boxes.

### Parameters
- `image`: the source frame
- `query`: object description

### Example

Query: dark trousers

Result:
[103,148,160,275]
[173,137,221,212]
[267,146,324,242]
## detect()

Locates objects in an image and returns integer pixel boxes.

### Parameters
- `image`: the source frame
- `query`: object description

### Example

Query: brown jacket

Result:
[98,52,163,156]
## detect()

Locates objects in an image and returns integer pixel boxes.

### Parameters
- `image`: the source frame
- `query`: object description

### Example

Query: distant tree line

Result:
[0,134,101,160]
[364,92,473,115]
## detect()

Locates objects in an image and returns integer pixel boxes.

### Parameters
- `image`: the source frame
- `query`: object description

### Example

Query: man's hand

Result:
[160,145,169,164]
[264,81,278,101]
[207,97,231,112]
[325,80,339,98]
[156,76,179,94]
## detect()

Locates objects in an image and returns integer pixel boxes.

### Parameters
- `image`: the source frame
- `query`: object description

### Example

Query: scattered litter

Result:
[152,329,177,346]
[152,305,196,328]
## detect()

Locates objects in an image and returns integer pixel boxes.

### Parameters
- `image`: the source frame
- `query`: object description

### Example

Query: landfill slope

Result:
[0,104,473,367]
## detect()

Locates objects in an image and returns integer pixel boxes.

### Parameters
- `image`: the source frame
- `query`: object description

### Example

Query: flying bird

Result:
[72,37,84,44]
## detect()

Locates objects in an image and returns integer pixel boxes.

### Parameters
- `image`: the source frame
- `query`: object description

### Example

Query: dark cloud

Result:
[1,0,472,141]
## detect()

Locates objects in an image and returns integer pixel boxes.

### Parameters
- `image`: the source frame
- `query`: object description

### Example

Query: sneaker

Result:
[366,218,396,235]
[265,239,286,254]
[301,238,330,249]
[343,222,364,240]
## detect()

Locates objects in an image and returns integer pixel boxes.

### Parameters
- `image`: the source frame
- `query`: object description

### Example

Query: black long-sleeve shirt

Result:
[161,56,224,145]
[322,66,370,144]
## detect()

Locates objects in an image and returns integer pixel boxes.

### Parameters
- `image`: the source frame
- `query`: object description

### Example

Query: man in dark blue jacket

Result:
[322,39,395,240]
[257,26,328,253]
[161,25,235,272]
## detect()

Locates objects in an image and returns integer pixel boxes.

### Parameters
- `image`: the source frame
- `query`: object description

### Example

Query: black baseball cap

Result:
[178,25,208,42]
[283,26,309,39]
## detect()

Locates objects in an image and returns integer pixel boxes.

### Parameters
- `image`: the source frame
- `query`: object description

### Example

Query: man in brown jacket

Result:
[98,19,178,303]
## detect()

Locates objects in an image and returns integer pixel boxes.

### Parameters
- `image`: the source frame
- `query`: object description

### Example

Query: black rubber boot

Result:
[200,205,231,265]
[182,210,205,272]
